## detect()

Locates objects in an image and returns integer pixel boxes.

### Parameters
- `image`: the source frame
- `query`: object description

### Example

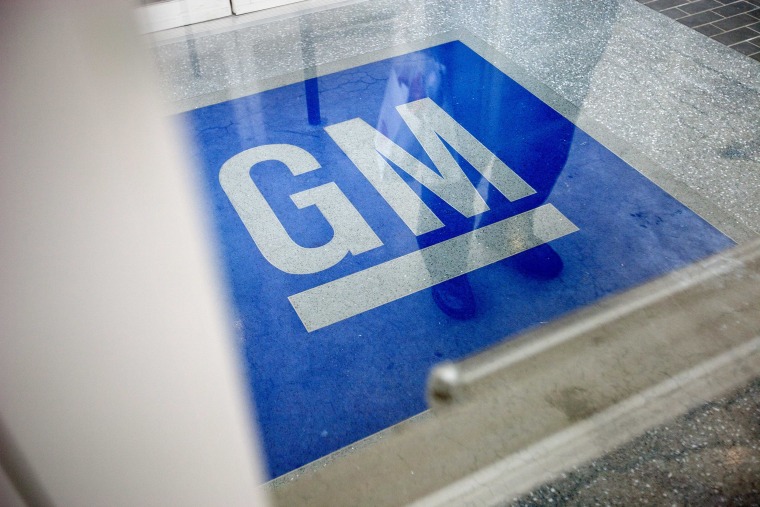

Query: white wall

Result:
[0,1,269,505]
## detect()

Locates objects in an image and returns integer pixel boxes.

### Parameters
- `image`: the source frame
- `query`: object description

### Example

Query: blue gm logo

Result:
[219,97,578,331]
[184,41,734,477]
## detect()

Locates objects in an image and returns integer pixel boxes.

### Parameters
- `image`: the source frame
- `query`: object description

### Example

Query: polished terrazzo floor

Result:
[150,0,760,499]
[515,377,760,506]
[503,4,759,502]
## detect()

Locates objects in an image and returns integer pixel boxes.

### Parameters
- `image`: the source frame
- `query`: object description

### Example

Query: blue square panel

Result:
[182,40,734,478]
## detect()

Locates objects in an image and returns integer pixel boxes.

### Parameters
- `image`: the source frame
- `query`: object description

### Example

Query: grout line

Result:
[641,0,760,55]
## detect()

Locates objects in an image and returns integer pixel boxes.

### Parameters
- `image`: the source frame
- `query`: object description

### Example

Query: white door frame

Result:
[230,0,306,16]
[137,0,233,33]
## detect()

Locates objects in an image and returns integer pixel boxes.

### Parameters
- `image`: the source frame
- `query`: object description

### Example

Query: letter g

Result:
[219,144,382,275]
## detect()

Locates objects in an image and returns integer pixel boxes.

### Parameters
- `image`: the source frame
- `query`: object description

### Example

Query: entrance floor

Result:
[148,0,760,499]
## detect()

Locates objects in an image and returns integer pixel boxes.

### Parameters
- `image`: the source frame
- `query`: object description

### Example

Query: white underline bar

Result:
[288,204,579,332]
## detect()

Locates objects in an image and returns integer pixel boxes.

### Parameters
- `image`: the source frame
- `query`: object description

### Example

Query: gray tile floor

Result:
[638,0,760,60]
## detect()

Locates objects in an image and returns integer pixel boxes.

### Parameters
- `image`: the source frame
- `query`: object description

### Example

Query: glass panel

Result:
[179,39,735,478]
[149,0,760,498]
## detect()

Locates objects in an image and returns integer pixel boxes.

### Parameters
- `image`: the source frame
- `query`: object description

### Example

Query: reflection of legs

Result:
[432,274,476,320]
[474,201,566,281]
[512,243,564,280]
[511,216,564,280]
[426,175,564,319]
[427,164,479,320]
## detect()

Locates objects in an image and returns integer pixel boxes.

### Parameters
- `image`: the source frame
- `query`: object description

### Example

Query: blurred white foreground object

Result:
[0,1,269,505]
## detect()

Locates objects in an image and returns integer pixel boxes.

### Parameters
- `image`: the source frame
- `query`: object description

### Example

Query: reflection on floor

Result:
[150,0,760,496]
[638,0,760,60]
[179,36,735,478]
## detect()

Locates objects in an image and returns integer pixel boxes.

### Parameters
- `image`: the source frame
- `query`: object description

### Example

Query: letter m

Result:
[325,98,536,235]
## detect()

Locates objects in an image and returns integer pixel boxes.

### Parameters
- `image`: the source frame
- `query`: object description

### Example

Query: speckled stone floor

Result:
[510,4,760,502]
[515,377,760,506]
[150,0,760,501]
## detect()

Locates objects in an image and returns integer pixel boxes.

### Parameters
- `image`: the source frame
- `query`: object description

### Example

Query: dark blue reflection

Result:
[304,77,321,125]
[183,41,734,478]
